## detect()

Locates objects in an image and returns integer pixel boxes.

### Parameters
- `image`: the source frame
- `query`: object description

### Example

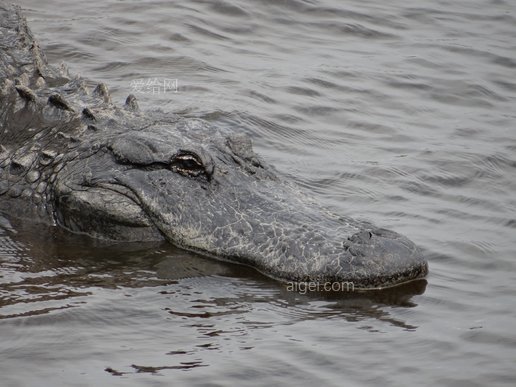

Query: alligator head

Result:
[54,115,427,289]
[1,2,427,289]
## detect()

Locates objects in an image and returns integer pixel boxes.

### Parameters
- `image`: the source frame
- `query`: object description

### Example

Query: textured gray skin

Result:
[0,3,427,289]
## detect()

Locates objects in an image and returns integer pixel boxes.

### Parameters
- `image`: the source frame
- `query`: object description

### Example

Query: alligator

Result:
[0,3,427,289]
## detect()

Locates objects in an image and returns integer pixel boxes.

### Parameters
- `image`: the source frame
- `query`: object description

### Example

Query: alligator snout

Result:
[333,228,427,289]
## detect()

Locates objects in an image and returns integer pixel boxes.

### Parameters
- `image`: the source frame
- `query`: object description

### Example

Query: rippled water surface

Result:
[2,0,516,385]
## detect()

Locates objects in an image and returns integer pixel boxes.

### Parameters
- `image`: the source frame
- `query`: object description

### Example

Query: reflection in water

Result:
[0,213,425,321]
[0,212,426,379]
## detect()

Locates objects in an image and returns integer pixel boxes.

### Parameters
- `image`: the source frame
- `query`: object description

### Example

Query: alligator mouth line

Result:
[91,182,156,228]
[54,181,164,241]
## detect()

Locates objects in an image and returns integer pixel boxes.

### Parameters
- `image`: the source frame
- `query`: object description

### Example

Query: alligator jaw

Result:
[107,166,428,290]
[55,184,164,242]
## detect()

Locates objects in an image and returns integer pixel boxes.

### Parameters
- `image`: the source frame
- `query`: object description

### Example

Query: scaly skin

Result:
[0,3,427,289]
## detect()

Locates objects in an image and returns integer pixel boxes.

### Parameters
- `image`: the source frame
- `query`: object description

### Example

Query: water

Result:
[1,0,516,385]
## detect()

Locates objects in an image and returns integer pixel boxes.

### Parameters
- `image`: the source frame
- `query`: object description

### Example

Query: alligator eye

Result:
[170,151,206,178]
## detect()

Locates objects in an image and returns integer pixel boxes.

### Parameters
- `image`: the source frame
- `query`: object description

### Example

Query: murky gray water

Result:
[2,0,516,385]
